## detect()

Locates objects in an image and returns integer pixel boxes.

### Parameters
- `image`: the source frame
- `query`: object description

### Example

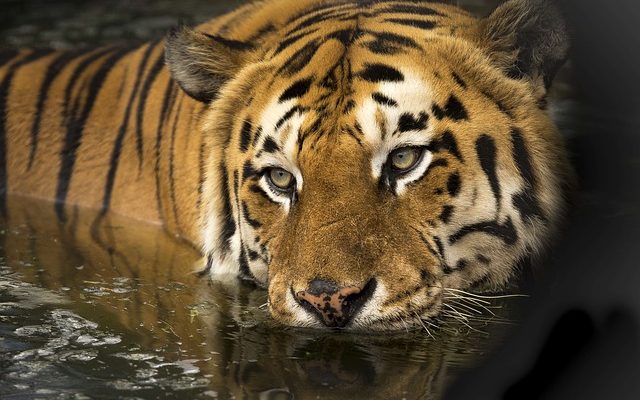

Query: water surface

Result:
[0,197,520,399]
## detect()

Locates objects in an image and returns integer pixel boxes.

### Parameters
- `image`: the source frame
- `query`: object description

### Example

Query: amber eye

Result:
[267,168,295,191]
[390,147,422,172]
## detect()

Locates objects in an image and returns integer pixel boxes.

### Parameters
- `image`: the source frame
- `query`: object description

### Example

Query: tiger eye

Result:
[269,168,294,190]
[390,147,421,171]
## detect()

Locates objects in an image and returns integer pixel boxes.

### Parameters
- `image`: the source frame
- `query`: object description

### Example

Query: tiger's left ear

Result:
[479,0,569,90]
[165,26,255,103]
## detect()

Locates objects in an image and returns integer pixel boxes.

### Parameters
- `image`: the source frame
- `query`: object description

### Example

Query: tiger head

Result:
[165,0,571,330]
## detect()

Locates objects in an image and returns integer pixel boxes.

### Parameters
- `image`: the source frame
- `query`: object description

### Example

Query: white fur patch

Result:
[284,287,322,328]
[253,95,307,211]
[351,281,388,328]
[356,69,436,193]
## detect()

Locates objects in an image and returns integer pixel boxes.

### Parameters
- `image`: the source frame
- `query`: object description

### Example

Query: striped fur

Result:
[0,0,571,330]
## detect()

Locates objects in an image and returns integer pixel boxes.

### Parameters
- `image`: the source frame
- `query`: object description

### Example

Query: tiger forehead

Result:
[267,0,472,68]
[231,1,478,158]
[235,62,446,166]
[254,0,474,100]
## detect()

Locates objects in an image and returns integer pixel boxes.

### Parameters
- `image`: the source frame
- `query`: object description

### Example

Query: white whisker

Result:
[413,311,435,339]
[443,288,528,300]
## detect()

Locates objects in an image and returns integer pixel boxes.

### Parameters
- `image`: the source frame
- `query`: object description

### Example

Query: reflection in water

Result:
[0,196,519,399]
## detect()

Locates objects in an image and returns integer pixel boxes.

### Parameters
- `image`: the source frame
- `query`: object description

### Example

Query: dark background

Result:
[0,0,246,48]
[1,0,639,398]
[448,0,640,398]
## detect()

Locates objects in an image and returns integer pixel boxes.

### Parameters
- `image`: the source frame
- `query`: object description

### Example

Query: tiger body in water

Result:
[0,0,571,330]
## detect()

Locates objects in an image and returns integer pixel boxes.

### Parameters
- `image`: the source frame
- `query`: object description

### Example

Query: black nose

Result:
[294,279,377,328]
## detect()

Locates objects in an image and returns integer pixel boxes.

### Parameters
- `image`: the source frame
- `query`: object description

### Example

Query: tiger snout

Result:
[293,279,377,328]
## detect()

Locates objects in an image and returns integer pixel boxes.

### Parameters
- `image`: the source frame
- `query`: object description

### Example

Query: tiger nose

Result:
[293,279,377,328]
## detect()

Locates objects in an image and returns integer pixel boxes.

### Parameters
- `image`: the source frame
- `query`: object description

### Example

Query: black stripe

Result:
[447,172,461,197]
[277,40,319,76]
[433,236,445,259]
[239,119,253,152]
[279,78,313,103]
[248,23,276,42]
[247,248,265,262]
[427,130,463,162]
[385,18,436,30]
[302,117,322,139]
[397,112,429,132]
[363,30,420,55]
[203,33,254,51]
[29,49,89,170]
[366,30,420,49]
[242,201,262,229]
[372,92,398,107]
[417,230,438,258]
[135,47,164,172]
[477,254,491,265]
[197,254,214,277]
[357,63,404,83]
[382,4,443,17]
[274,106,305,131]
[452,72,467,89]
[251,126,263,148]
[511,128,537,187]
[274,30,318,56]
[439,205,455,224]
[55,46,130,221]
[344,99,356,113]
[233,170,258,284]
[155,80,177,222]
[285,2,352,25]
[168,96,183,226]
[455,259,468,271]
[481,90,512,118]
[249,183,279,204]
[511,128,545,222]
[219,163,236,252]
[432,95,468,121]
[238,246,258,283]
[475,134,501,207]
[286,8,352,37]
[449,217,518,246]
[326,28,361,46]
[262,137,280,153]
[0,49,54,217]
[344,126,364,148]
[430,158,448,169]
[242,160,258,181]
[196,122,206,202]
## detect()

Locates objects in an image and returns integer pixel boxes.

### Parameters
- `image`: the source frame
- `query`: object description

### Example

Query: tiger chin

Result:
[1,0,572,331]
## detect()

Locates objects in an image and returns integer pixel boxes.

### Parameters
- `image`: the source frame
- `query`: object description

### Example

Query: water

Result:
[0,0,567,398]
[0,196,520,399]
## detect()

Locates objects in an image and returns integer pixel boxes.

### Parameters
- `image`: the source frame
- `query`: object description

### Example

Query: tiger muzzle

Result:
[294,279,377,328]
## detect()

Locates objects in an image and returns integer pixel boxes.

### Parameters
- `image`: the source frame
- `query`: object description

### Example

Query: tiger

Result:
[0,0,572,330]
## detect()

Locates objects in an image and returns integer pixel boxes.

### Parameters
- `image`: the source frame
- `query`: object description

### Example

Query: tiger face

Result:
[165,0,571,330]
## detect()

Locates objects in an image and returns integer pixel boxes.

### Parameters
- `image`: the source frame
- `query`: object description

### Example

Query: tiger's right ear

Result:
[165,26,255,103]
